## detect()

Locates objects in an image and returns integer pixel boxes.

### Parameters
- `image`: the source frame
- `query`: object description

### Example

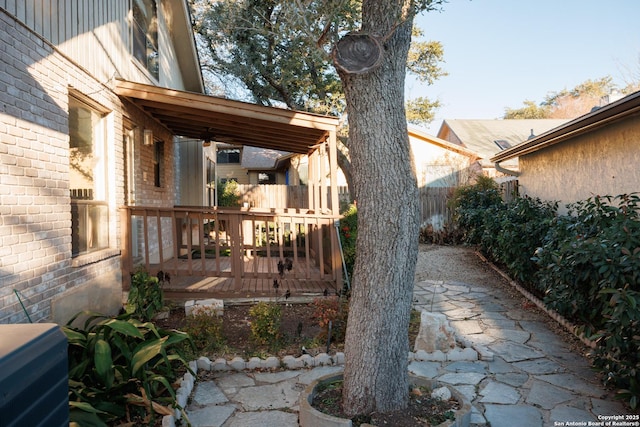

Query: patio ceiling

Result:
[114,80,339,154]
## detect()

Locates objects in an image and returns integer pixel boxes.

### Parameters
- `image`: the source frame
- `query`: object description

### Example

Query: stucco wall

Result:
[518,116,640,212]
[409,136,475,187]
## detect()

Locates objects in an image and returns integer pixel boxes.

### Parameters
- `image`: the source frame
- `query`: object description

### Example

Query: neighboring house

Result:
[214,144,294,186]
[437,119,568,179]
[0,1,342,324]
[491,91,640,213]
[408,127,480,188]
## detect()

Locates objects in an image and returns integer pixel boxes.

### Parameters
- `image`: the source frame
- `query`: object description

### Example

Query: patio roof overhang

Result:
[114,79,339,154]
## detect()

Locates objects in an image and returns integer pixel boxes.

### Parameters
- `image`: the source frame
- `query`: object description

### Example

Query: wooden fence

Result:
[234,183,518,232]
[418,187,454,231]
[236,184,350,210]
[236,184,458,231]
[500,179,519,203]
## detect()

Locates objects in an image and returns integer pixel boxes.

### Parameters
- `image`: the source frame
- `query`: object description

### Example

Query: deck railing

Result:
[120,206,343,291]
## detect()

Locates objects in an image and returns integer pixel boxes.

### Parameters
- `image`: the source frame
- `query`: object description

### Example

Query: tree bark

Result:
[336,0,420,417]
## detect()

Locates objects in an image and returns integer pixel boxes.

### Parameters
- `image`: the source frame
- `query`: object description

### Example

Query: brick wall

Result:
[0,9,172,323]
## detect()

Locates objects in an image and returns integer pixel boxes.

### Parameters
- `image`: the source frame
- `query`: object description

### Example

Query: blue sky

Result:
[409,0,640,134]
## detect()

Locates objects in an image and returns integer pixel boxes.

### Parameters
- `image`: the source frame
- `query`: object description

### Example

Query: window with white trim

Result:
[132,0,159,80]
[69,96,109,256]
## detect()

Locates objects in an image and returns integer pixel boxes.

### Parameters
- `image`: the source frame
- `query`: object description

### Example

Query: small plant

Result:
[183,305,225,353]
[449,175,503,244]
[217,180,241,207]
[248,302,282,345]
[312,296,348,343]
[338,204,357,288]
[64,311,192,426]
[126,269,166,322]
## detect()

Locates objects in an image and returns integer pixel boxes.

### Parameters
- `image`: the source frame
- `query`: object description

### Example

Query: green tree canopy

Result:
[189,0,446,121]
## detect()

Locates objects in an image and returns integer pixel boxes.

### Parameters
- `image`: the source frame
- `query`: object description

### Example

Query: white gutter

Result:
[494,161,521,177]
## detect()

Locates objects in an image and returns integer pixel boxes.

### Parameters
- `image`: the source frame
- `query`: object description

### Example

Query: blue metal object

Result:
[0,323,68,427]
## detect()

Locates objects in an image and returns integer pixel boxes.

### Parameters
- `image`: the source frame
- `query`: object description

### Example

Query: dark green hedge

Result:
[452,181,640,409]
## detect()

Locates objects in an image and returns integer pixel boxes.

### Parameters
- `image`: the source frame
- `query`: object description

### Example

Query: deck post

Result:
[120,207,132,290]
[228,212,243,289]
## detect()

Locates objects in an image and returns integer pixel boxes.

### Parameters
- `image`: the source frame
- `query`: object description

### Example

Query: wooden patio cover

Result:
[114,79,339,155]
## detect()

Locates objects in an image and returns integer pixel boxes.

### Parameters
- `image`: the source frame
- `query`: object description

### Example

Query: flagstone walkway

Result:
[171,246,631,427]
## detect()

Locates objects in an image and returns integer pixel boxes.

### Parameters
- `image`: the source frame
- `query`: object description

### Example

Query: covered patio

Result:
[115,81,343,298]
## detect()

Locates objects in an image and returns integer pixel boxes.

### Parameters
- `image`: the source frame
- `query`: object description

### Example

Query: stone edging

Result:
[474,250,597,349]
[164,346,480,426]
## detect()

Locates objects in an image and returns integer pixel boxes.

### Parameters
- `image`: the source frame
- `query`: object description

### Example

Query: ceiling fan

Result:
[200,128,235,146]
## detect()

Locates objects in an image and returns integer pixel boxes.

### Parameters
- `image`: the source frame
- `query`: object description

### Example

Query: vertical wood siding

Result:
[0,0,133,85]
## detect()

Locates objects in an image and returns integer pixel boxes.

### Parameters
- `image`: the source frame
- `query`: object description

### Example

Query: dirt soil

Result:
[156,300,336,360]
[157,244,495,360]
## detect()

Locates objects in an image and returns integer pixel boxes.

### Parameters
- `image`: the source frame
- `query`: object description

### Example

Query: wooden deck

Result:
[121,206,343,299]
[163,276,335,300]
[158,255,338,300]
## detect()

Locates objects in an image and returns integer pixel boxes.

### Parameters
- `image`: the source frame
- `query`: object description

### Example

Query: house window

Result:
[132,0,159,80]
[258,172,276,184]
[153,139,164,188]
[217,148,241,164]
[69,96,109,257]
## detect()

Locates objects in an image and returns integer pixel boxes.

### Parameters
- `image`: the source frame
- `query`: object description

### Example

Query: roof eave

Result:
[491,91,640,163]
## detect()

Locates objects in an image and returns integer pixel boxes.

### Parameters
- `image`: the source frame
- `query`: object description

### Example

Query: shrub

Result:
[248,302,282,345]
[481,196,557,290]
[312,296,348,343]
[126,269,166,322]
[534,194,640,329]
[449,175,503,244]
[64,311,192,426]
[217,180,241,207]
[183,306,225,353]
[533,194,640,408]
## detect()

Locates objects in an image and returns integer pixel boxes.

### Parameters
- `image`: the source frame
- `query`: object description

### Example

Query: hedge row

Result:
[451,177,640,409]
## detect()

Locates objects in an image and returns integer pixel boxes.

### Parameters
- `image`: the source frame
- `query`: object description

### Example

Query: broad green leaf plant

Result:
[65,310,193,425]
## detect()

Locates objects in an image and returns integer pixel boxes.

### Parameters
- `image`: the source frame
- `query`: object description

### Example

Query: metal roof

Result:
[114,80,339,154]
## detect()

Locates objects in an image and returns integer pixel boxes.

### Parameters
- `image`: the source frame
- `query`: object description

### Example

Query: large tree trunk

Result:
[336,0,420,417]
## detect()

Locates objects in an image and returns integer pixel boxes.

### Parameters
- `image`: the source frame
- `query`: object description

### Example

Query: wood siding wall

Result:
[236,184,351,211]
[0,0,131,85]
[0,0,190,89]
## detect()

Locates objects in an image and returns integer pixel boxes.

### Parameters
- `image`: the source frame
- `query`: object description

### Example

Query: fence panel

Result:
[500,179,519,203]
[418,187,454,231]
[237,184,308,209]
[234,185,459,231]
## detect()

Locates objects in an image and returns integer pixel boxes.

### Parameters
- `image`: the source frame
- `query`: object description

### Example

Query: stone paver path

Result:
[412,279,628,426]
[171,252,631,427]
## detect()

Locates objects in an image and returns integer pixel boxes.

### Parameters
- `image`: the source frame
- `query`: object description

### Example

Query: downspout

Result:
[494,161,520,177]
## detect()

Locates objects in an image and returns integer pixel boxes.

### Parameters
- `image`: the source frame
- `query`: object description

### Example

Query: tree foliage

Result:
[189,0,446,121]
[503,76,632,120]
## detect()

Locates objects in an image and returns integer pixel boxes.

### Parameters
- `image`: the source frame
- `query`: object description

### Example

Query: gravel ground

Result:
[415,244,506,285]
